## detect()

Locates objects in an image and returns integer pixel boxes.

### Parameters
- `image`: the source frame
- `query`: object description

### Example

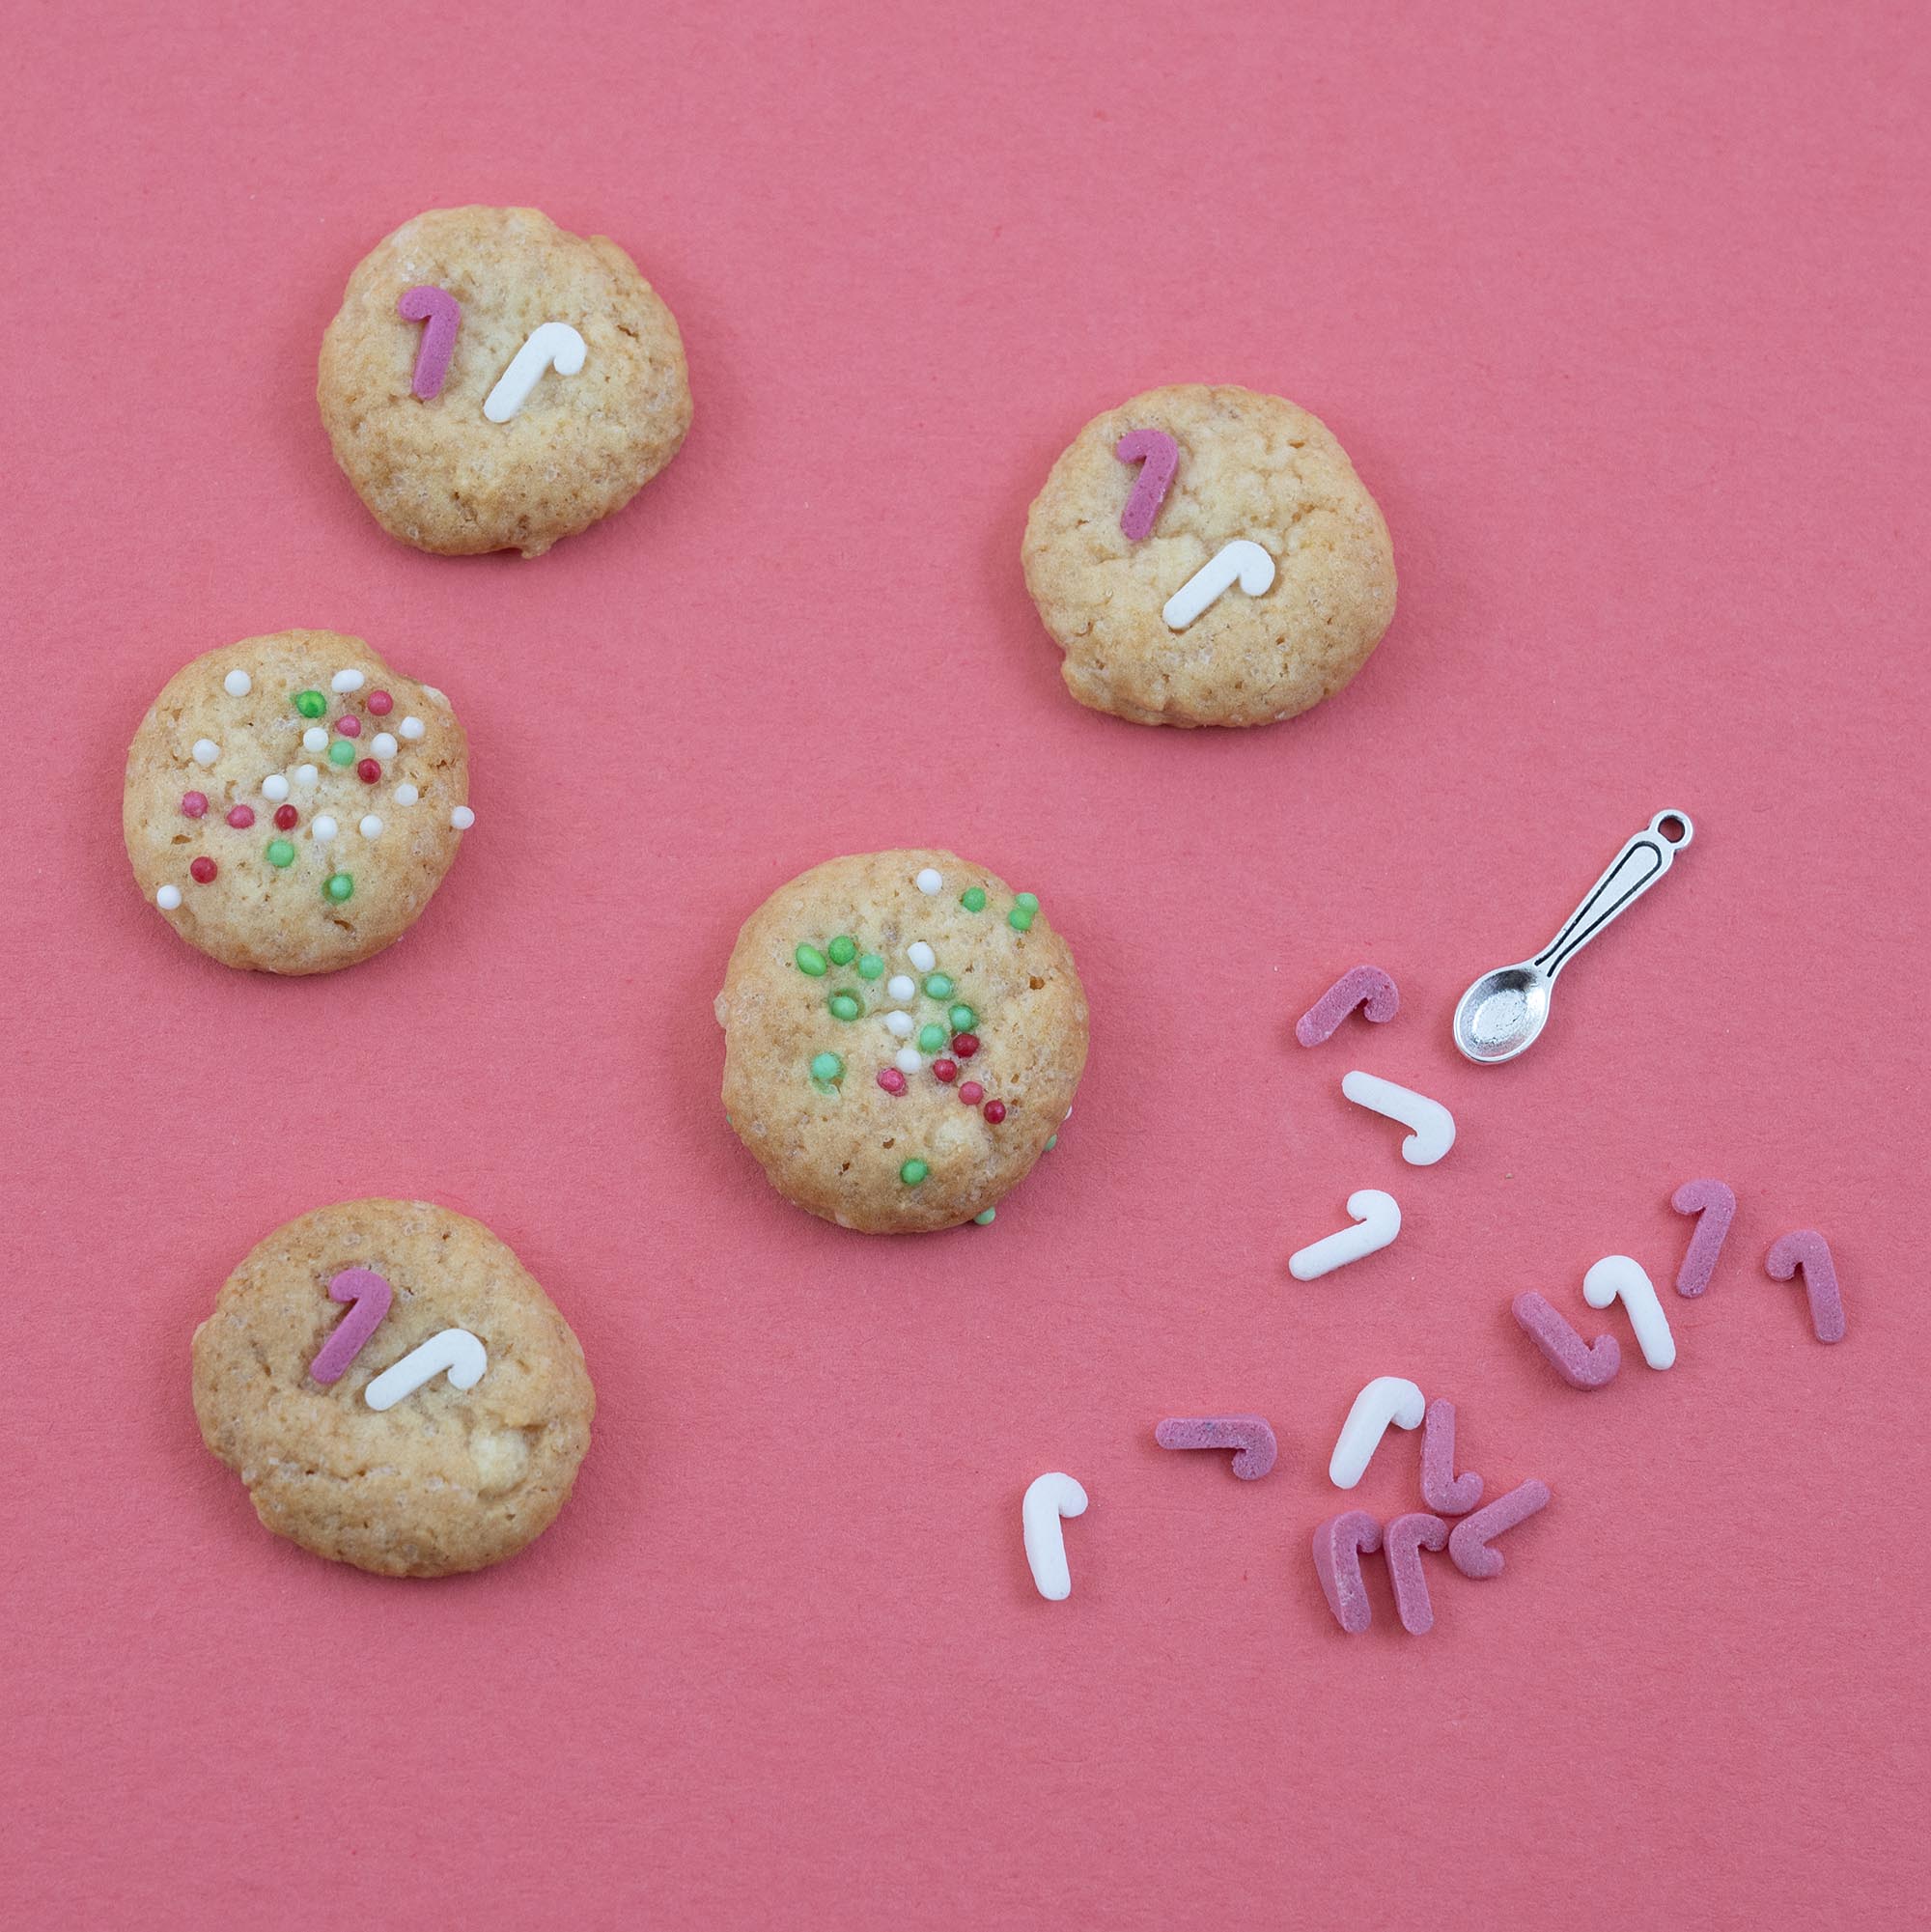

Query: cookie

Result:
[318,206,692,557]
[124,630,471,974]
[1021,383,1396,728]
[715,851,1088,1233]
[191,1200,594,1578]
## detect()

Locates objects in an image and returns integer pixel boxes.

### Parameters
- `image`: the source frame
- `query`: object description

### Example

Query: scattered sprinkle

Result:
[952,1032,979,1057]
[827,935,856,966]
[399,715,426,741]
[908,940,937,973]
[336,714,362,738]
[366,689,394,715]
[226,804,255,828]
[191,739,219,767]
[155,884,182,910]
[900,1159,930,1186]
[1016,892,1040,911]
[262,774,290,803]
[450,805,474,829]
[313,815,339,841]
[983,1101,1007,1124]
[915,868,942,894]
[294,764,319,787]
[359,815,383,840]
[877,1067,907,1095]
[828,992,861,1022]
[327,739,356,767]
[810,1051,844,1084]
[959,1081,984,1105]
[331,668,366,693]
[923,973,954,999]
[189,856,217,883]
[370,732,398,759]
[961,886,987,912]
[949,1004,976,1031]
[393,784,419,806]
[857,952,884,980]
[917,1023,947,1052]
[887,974,916,1003]
[305,727,332,754]
[356,758,381,784]
[1008,906,1035,931]
[323,872,353,903]
[884,1011,915,1039]
[974,1208,996,1224]
[1045,1134,1058,1151]
[894,1047,922,1076]
[294,690,327,718]
[796,944,827,976]
[181,792,208,818]
[933,1058,958,1083]
[266,839,296,868]
[274,804,298,829]
[223,669,252,697]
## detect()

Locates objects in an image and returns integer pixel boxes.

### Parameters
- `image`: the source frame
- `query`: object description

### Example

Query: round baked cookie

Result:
[191,1200,595,1578]
[715,851,1088,1233]
[318,205,692,557]
[124,630,472,975]
[1021,384,1396,728]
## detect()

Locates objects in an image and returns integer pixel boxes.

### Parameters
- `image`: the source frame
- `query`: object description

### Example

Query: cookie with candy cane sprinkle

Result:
[1022,384,1396,728]
[715,850,1088,1232]
[123,630,472,974]
[319,205,691,557]
[192,1199,593,1577]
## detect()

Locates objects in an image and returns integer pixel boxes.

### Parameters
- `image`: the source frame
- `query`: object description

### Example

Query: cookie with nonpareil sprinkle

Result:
[318,205,692,556]
[715,851,1088,1233]
[191,1199,594,1578]
[124,630,473,974]
[1021,384,1396,728]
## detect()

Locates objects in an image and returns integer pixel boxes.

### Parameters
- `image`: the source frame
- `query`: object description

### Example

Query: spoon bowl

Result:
[1453,964,1552,1063]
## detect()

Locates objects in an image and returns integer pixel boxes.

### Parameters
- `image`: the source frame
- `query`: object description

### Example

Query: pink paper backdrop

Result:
[6,1,1928,1924]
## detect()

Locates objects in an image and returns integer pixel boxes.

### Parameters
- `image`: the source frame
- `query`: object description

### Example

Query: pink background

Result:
[6,1,1928,1924]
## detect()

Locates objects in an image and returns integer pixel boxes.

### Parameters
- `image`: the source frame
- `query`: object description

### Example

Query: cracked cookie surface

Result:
[318,205,691,557]
[716,850,1088,1233]
[1021,384,1396,728]
[191,1200,594,1577]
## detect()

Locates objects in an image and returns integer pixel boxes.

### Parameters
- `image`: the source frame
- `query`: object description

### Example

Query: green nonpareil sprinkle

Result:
[265,839,295,868]
[948,1005,976,1032]
[1015,892,1040,911]
[923,973,954,1000]
[827,992,861,1022]
[856,952,884,980]
[327,738,357,767]
[1045,1134,1057,1151]
[899,1159,930,1186]
[960,886,987,912]
[827,935,856,966]
[795,944,827,976]
[323,873,353,903]
[294,689,326,718]
[1007,906,1034,932]
[810,1052,844,1084]
[973,1208,996,1224]
[917,1023,946,1052]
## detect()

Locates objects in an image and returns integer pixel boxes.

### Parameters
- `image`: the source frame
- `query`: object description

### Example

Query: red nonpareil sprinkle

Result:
[951,1033,979,1058]
[274,804,298,829]
[181,792,208,818]
[932,1058,958,1084]
[876,1068,907,1096]
[356,758,381,783]
[958,1081,984,1105]
[337,714,362,738]
[189,856,217,883]
[982,1101,1006,1124]
[226,803,255,828]
[366,690,394,715]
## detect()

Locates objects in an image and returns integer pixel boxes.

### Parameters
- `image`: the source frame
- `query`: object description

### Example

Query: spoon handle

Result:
[1534,810,1693,980]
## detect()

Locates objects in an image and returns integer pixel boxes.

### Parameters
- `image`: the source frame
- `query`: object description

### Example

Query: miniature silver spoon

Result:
[1453,810,1694,1064]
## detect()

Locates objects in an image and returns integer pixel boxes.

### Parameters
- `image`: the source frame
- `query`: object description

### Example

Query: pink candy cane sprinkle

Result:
[1295,966,1401,1047]
[397,285,462,401]
[1113,428,1179,542]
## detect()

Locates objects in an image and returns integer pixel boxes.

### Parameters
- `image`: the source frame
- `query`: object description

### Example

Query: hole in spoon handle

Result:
[1532,810,1693,978]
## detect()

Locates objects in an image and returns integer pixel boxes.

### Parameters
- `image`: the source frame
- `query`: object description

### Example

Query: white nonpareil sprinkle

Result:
[908,940,936,973]
[312,815,338,841]
[191,739,219,767]
[393,784,419,807]
[155,885,182,910]
[399,716,426,741]
[887,974,916,1003]
[894,1047,922,1076]
[223,670,252,697]
[262,774,290,802]
[302,726,328,753]
[915,868,942,894]
[359,815,383,839]
[370,732,399,759]
[331,668,366,693]
[884,1011,914,1039]
[294,764,319,787]
[450,805,475,830]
